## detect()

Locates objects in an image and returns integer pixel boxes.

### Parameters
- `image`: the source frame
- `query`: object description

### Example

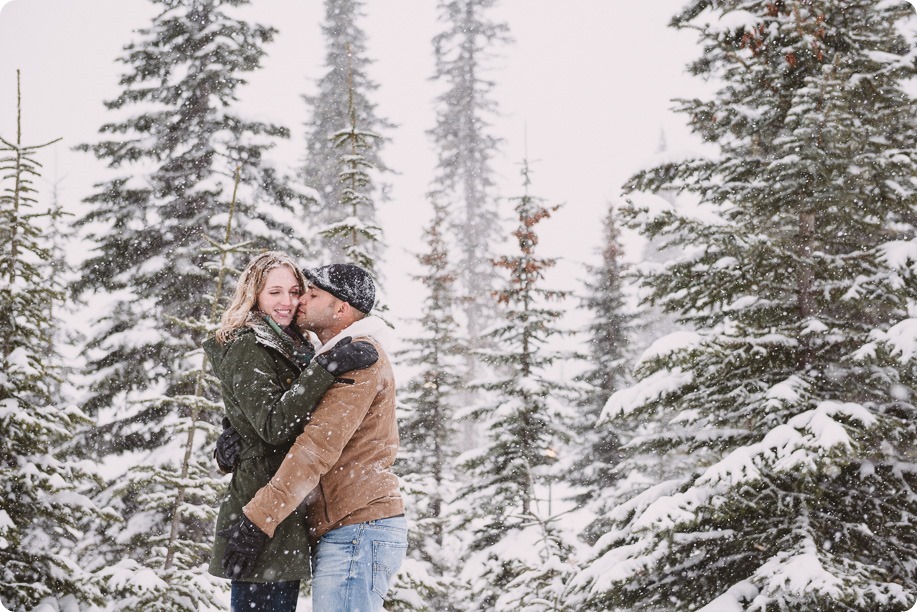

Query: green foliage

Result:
[80,165,255,609]
[74,0,307,435]
[91,418,227,611]
[0,77,62,402]
[430,0,510,347]
[571,1,917,610]
[319,121,384,276]
[0,71,108,611]
[72,0,307,603]
[303,0,391,262]
[458,160,578,610]
[567,204,634,543]
[391,198,465,611]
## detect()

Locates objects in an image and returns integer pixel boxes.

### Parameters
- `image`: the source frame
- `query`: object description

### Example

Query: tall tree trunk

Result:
[796,210,815,369]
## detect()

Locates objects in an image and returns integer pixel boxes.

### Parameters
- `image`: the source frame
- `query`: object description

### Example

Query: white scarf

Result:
[314,315,394,355]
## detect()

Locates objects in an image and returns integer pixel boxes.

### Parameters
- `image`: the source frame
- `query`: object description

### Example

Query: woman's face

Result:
[256,266,301,327]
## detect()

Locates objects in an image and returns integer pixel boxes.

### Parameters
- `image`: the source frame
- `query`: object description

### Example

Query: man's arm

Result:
[242,363,380,537]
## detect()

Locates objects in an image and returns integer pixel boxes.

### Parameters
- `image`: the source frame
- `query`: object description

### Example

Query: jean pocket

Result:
[371,540,407,600]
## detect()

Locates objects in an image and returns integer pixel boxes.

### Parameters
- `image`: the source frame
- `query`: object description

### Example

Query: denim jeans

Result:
[230,579,300,612]
[311,516,408,612]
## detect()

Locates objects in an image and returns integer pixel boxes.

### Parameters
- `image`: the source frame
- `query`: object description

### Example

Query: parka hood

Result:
[316,315,394,355]
[202,335,230,375]
[204,316,314,375]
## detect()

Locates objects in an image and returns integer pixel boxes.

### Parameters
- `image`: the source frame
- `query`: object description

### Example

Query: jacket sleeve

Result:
[224,339,336,447]
[242,363,380,537]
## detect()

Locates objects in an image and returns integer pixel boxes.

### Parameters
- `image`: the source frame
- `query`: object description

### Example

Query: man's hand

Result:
[315,337,378,374]
[217,515,269,580]
[290,345,312,370]
[215,418,242,474]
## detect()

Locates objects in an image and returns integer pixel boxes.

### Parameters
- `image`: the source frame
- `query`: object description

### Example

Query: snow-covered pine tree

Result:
[389,197,464,611]
[429,0,510,370]
[636,130,684,347]
[301,0,391,261]
[41,155,78,405]
[73,0,306,458]
[319,46,385,279]
[567,203,633,545]
[72,0,309,604]
[0,70,107,611]
[457,160,577,611]
[89,168,253,610]
[569,1,917,610]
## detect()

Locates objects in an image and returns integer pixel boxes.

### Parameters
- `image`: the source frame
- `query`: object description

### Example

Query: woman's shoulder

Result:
[208,326,253,347]
[224,327,269,354]
[212,328,266,364]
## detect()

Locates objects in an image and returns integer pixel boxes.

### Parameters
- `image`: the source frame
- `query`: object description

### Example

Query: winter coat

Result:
[243,316,404,544]
[204,317,335,582]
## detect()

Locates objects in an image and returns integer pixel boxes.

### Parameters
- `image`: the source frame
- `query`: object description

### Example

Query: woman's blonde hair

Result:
[216,251,306,344]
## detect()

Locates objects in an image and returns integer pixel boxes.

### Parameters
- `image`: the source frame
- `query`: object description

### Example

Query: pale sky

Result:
[0,0,709,335]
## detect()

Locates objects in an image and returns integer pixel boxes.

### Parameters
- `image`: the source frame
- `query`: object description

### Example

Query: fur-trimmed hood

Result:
[315,315,394,355]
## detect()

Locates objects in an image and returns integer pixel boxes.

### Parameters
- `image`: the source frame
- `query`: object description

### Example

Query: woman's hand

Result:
[214,417,242,473]
[218,515,269,580]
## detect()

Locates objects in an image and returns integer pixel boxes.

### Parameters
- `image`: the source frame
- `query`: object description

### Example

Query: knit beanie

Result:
[304,264,376,314]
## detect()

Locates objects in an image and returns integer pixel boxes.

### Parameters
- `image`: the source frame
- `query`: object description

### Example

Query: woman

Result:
[204,251,377,612]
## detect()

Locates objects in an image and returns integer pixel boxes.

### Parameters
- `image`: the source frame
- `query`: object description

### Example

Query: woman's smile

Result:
[256,267,302,327]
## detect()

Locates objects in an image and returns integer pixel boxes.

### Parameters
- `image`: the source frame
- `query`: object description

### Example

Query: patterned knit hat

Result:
[304,263,376,314]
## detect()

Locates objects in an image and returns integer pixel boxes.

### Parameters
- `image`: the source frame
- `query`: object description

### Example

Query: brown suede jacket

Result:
[243,333,403,542]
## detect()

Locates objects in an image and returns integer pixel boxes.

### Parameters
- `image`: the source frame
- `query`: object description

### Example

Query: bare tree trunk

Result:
[163,165,241,571]
[796,211,815,369]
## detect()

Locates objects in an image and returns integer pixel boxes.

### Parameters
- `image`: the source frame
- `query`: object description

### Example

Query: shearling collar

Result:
[316,315,394,355]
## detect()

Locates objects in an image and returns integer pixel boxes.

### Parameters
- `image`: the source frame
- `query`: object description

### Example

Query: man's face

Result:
[297,284,341,333]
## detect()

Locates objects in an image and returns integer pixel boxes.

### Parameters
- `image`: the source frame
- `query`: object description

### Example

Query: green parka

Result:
[204,317,335,583]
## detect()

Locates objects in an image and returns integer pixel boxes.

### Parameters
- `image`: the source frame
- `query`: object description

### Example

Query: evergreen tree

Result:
[0,70,106,611]
[636,129,684,347]
[302,0,391,261]
[41,154,79,405]
[429,0,510,365]
[568,203,633,544]
[390,197,464,611]
[72,0,309,605]
[87,169,252,610]
[569,1,917,610]
[458,161,576,611]
[318,48,385,279]
[73,0,307,454]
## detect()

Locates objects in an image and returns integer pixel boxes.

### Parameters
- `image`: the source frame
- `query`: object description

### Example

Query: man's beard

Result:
[296,307,332,334]
[294,312,313,333]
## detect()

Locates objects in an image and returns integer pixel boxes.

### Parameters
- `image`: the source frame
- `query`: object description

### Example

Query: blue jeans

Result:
[230,579,300,612]
[311,516,408,612]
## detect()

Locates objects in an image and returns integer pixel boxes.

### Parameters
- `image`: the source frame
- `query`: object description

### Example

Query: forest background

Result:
[0,0,915,611]
[0,0,704,320]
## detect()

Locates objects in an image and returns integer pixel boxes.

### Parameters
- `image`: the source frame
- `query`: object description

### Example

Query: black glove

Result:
[291,346,313,370]
[315,337,378,375]
[217,515,269,580]
[214,418,242,474]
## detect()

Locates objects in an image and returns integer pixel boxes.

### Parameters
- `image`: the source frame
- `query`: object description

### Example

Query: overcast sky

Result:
[0,0,714,337]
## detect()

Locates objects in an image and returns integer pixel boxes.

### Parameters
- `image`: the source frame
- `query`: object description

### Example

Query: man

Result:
[218,263,406,612]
